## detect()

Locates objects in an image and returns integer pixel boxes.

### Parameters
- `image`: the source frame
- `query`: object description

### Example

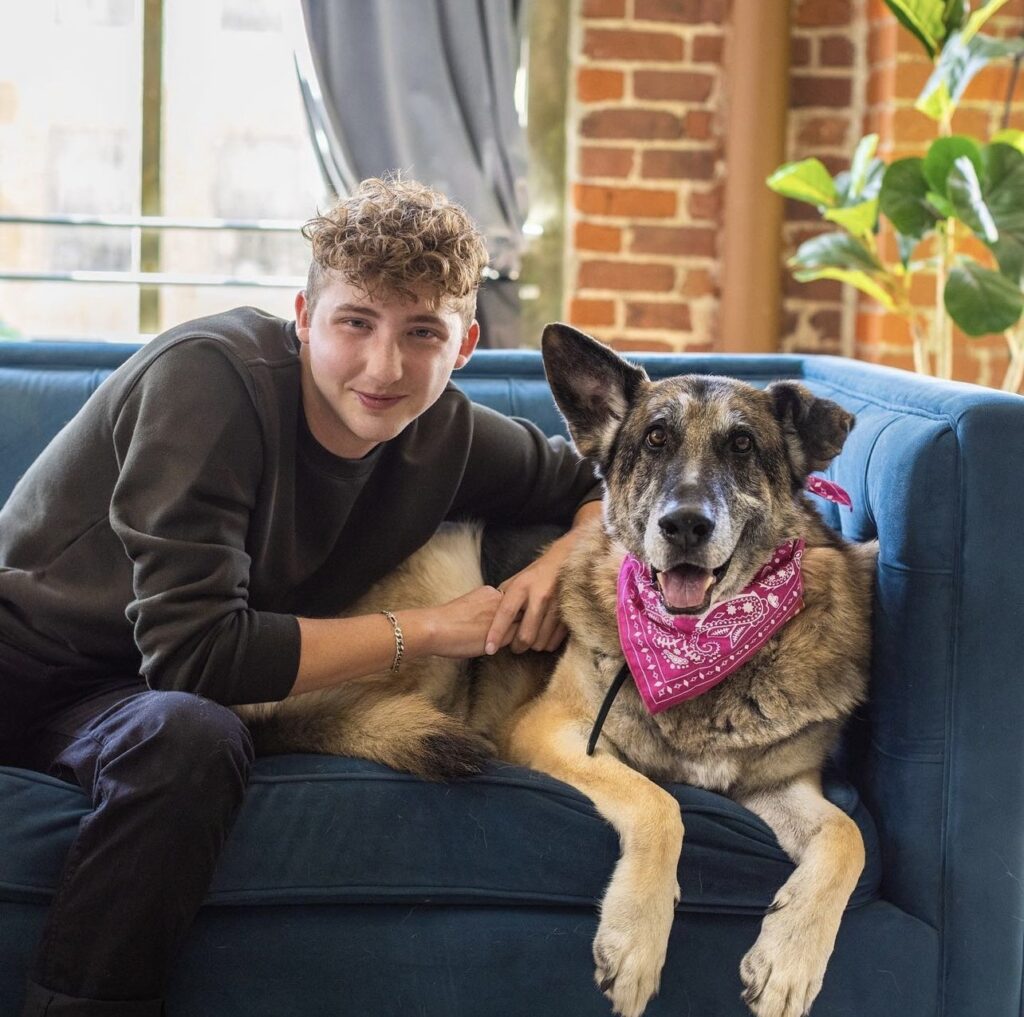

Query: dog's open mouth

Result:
[653,559,732,614]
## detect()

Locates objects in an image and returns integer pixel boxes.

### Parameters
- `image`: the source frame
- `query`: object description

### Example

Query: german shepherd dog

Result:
[238,324,877,1017]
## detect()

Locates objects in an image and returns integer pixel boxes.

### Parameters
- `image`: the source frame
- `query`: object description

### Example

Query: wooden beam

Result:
[719,0,790,353]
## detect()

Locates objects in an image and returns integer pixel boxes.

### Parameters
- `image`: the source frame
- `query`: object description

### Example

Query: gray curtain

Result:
[298,0,529,348]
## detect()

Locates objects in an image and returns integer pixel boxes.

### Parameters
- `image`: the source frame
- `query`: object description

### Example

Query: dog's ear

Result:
[542,323,649,462]
[767,381,854,477]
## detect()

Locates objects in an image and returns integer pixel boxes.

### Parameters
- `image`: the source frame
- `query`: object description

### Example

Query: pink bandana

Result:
[616,539,806,714]
[614,475,851,715]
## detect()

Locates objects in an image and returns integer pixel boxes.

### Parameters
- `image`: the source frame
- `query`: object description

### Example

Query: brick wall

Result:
[562,0,1024,387]
[781,0,867,357]
[566,0,728,354]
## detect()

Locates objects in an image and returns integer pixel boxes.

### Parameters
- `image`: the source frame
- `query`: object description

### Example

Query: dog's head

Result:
[543,324,854,614]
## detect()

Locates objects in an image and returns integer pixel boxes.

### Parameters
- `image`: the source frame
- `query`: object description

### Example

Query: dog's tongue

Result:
[659,565,715,610]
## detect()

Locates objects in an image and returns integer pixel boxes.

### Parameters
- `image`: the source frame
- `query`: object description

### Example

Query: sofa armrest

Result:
[801,356,1024,1017]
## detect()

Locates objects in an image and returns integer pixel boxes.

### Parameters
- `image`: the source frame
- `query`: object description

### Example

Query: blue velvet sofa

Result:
[1,337,1023,1017]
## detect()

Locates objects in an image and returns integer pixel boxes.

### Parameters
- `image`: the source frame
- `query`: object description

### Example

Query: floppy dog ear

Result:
[541,323,649,462]
[767,381,854,477]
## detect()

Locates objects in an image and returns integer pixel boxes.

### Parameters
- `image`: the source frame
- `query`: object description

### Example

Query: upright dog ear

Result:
[542,323,649,462]
[767,381,854,478]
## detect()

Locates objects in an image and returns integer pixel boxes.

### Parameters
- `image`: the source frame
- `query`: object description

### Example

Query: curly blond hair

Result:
[301,177,489,328]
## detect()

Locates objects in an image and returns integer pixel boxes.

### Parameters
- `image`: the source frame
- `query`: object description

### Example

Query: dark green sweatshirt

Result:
[0,307,600,706]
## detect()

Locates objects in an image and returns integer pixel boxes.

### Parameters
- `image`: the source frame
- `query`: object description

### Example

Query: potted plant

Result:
[768,0,1024,391]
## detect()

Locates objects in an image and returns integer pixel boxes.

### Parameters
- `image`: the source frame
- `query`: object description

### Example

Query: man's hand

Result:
[484,500,604,656]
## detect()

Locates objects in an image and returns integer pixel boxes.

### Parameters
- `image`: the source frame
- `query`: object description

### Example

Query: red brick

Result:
[684,109,715,139]
[581,108,684,140]
[791,74,853,108]
[692,34,724,63]
[641,148,717,180]
[894,57,931,96]
[632,225,717,257]
[575,222,623,252]
[795,114,851,147]
[635,0,727,23]
[784,274,842,300]
[582,0,626,15]
[810,308,842,338]
[682,268,716,296]
[687,184,723,221]
[794,0,853,27]
[626,301,693,330]
[574,184,678,217]
[579,146,635,178]
[820,35,855,67]
[578,260,677,291]
[577,68,626,103]
[791,36,812,67]
[570,298,617,327]
[584,28,684,61]
[634,70,715,102]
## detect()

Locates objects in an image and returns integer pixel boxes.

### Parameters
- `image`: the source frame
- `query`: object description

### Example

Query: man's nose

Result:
[365,335,403,384]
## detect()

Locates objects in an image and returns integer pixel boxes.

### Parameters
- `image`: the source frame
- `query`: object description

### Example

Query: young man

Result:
[0,178,602,1016]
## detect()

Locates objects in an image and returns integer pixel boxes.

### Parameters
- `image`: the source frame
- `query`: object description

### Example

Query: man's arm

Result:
[290,582,504,696]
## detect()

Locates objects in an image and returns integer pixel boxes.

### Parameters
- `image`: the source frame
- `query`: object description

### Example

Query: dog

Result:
[237,323,877,1017]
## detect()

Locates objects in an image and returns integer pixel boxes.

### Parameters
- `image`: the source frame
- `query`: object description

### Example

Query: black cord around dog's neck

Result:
[587,662,631,756]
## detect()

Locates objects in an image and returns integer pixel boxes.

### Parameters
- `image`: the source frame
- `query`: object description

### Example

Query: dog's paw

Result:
[739,900,830,1017]
[592,879,679,1017]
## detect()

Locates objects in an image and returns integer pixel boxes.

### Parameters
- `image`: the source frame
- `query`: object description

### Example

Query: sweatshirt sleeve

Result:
[109,338,299,705]
[448,402,603,525]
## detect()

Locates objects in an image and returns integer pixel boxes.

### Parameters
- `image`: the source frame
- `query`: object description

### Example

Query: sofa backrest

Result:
[0,340,807,506]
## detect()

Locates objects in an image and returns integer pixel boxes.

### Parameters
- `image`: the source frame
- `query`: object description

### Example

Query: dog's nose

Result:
[658,505,715,549]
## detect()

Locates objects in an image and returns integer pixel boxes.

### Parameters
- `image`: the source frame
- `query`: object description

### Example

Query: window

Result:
[0,0,328,340]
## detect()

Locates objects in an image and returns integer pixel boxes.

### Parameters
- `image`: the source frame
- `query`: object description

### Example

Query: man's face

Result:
[294,275,479,459]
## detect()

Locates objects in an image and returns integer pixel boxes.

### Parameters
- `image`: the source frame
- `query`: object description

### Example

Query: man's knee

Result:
[99,691,254,794]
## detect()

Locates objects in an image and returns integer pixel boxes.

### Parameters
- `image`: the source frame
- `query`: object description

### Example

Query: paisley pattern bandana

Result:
[614,476,851,715]
[616,539,806,714]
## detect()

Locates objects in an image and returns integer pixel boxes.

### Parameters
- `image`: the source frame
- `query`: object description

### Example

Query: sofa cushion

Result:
[0,755,881,914]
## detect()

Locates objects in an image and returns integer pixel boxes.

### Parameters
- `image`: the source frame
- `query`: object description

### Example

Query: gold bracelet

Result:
[380,610,404,674]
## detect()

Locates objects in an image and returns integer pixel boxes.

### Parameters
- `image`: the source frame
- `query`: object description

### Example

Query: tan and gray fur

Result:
[238,323,877,1017]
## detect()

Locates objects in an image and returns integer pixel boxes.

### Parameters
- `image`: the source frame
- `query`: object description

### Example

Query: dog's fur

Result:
[237,324,877,1017]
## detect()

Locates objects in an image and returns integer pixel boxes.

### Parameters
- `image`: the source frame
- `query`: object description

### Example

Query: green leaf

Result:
[793,268,898,311]
[926,190,956,217]
[881,0,948,57]
[962,0,1011,43]
[898,233,921,267]
[880,158,941,237]
[945,258,1024,335]
[766,159,838,207]
[824,199,880,236]
[916,31,1024,122]
[790,231,884,273]
[849,134,880,197]
[923,135,983,195]
[992,128,1024,154]
[947,156,999,242]
[981,142,1024,281]
[943,0,968,34]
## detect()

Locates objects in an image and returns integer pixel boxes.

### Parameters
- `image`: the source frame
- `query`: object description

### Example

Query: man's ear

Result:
[454,320,480,369]
[541,323,649,462]
[767,381,855,478]
[295,290,311,344]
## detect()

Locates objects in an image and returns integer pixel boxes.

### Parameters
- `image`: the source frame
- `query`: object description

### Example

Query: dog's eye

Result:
[645,425,667,449]
[731,432,754,454]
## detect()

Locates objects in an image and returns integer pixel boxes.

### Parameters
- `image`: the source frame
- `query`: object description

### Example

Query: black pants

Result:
[1,645,254,1017]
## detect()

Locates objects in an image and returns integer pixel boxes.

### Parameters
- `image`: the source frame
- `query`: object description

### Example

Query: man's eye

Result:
[340,318,369,329]
[411,328,439,339]
[645,425,667,449]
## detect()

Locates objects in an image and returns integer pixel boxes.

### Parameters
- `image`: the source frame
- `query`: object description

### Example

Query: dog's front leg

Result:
[737,775,865,1017]
[506,695,683,1017]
